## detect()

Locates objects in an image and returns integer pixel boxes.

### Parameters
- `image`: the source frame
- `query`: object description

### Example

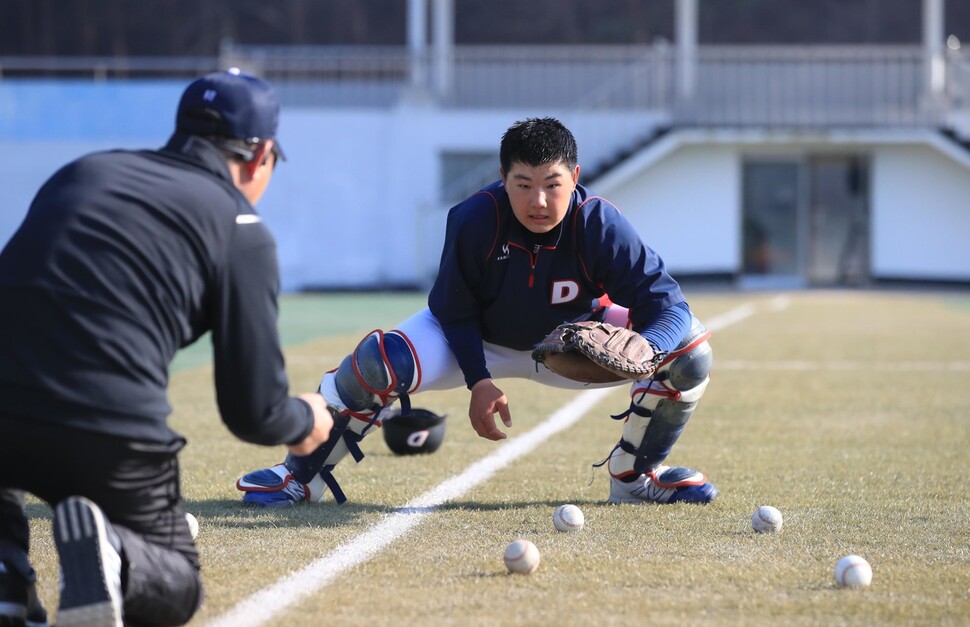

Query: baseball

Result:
[834,555,872,588]
[751,505,783,533]
[553,504,585,533]
[185,512,200,540]
[503,539,541,575]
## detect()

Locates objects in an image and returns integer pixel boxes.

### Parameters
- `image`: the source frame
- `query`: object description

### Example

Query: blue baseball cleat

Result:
[609,465,717,505]
[236,464,328,507]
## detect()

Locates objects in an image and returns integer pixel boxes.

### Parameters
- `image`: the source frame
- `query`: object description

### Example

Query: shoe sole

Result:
[609,481,717,505]
[53,497,122,627]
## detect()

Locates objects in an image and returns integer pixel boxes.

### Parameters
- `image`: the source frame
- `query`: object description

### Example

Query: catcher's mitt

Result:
[531,320,664,384]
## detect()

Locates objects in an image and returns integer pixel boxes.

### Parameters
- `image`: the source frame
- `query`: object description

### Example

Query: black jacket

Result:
[0,134,312,445]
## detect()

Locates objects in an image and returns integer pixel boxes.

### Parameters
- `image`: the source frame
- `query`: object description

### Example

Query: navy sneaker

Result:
[0,563,47,627]
[0,559,28,627]
[53,497,123,627]
[24,582,46,627]
[609,466,718,504]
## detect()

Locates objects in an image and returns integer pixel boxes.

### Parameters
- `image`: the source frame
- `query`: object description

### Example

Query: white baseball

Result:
[834,555,872,588]
[503,539,540,575]
[553,504,585,533]
[185,512,200,540]
[751,505,783,533]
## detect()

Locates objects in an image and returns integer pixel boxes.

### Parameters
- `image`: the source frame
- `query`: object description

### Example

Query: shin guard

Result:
[607,317,713,479]
[282,328,420,503]
[283,411,377,504]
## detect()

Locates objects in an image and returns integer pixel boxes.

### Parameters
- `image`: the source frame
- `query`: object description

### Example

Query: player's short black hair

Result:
[499,117,578,173]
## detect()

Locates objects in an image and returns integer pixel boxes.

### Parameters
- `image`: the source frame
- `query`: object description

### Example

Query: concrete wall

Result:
[0,80,664,290]
[2,80,969,290]
[597,144,741,275]
[871,145,970,280]
[597,132,970,283]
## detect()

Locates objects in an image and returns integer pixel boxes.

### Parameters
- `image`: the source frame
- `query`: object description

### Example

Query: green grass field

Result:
[24,289,970,626]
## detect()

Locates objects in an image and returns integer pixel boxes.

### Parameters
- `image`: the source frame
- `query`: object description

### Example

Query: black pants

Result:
[0,415,203,626]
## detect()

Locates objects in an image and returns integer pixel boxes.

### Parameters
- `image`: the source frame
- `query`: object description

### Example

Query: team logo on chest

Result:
[496,243,510,262]
[550,280,580,304]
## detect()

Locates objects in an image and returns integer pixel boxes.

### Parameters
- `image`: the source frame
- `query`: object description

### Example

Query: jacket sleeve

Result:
[577,199,685,332]
[639,301,692,354]
[210,216,313,446]
[429,196,493,388]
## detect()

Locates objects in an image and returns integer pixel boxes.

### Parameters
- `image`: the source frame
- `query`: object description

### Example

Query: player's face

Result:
[502,160,579,234]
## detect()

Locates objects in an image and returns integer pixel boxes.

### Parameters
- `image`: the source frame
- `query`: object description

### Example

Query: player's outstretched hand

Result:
[288,392,334,456]
[469,378,511,441]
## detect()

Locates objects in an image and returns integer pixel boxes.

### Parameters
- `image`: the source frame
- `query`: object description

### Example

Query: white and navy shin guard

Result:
[606,317,713,480]
[287,329,420,503]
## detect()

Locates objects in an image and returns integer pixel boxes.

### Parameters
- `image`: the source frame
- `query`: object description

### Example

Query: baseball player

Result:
[238,117,715,508]
[0,70,333,627]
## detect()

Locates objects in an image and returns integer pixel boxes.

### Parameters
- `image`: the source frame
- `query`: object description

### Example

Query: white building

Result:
[2,0,968,290]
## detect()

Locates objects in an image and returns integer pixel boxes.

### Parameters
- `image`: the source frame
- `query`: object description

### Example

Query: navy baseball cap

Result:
[176,67,285,161]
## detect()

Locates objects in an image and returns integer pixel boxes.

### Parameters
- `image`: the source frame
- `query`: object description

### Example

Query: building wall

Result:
[0,80,664,290]
[2,81,968,290]
[872,145,970,280]
[598,136,970,284]
[597,144,741,275]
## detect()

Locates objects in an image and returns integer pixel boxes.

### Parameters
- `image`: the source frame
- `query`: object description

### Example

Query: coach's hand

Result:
[469,378,511,441]
[288,393,334,456]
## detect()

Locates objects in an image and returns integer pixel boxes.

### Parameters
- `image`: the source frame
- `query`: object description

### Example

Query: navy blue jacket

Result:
[0,135,313,445]
[429,180,688,388]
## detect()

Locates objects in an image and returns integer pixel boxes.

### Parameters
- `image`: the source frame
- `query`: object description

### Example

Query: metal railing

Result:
[0,55,218,79]
[681,45,939,127]
[3,44,967,129]
[217,42,966,129]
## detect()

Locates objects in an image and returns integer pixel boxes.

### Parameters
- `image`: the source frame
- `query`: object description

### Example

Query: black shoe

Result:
[0,562,46,627]
[24,583,47,627]
[0,560,27,627]
[53,497,123,627]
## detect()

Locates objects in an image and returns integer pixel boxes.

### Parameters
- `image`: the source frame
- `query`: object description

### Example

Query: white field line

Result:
[207,300,773,627]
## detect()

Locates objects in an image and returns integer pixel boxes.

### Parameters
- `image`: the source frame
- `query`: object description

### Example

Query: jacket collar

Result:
[161,133,235,184]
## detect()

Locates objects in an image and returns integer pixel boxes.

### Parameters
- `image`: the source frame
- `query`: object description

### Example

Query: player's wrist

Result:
[465,370,492,390]
[469,376,492,390]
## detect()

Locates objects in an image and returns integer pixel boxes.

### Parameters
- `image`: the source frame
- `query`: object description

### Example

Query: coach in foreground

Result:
[0,69,332,626]
[238,117,715,509]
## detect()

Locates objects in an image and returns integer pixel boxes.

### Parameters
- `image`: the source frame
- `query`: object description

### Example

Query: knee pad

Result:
[332,329,420,415]
[608,317,713,477]
[660,316,714,393]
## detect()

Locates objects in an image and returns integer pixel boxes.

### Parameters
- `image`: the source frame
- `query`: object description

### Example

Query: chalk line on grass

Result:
[208,387,613,627]
[208,300,774,627]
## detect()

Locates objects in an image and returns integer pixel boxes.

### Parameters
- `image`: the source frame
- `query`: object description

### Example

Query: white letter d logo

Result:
[550,280,580,304]
[407,430,430,448]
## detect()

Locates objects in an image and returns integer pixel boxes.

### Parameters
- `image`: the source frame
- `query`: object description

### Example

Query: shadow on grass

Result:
[186,497,612,529]
[435,498,607,511]
[25,497,611,530]
[23,498,392,528]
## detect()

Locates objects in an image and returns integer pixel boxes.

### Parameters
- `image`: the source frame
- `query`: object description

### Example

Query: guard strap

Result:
[319,465,347,504]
